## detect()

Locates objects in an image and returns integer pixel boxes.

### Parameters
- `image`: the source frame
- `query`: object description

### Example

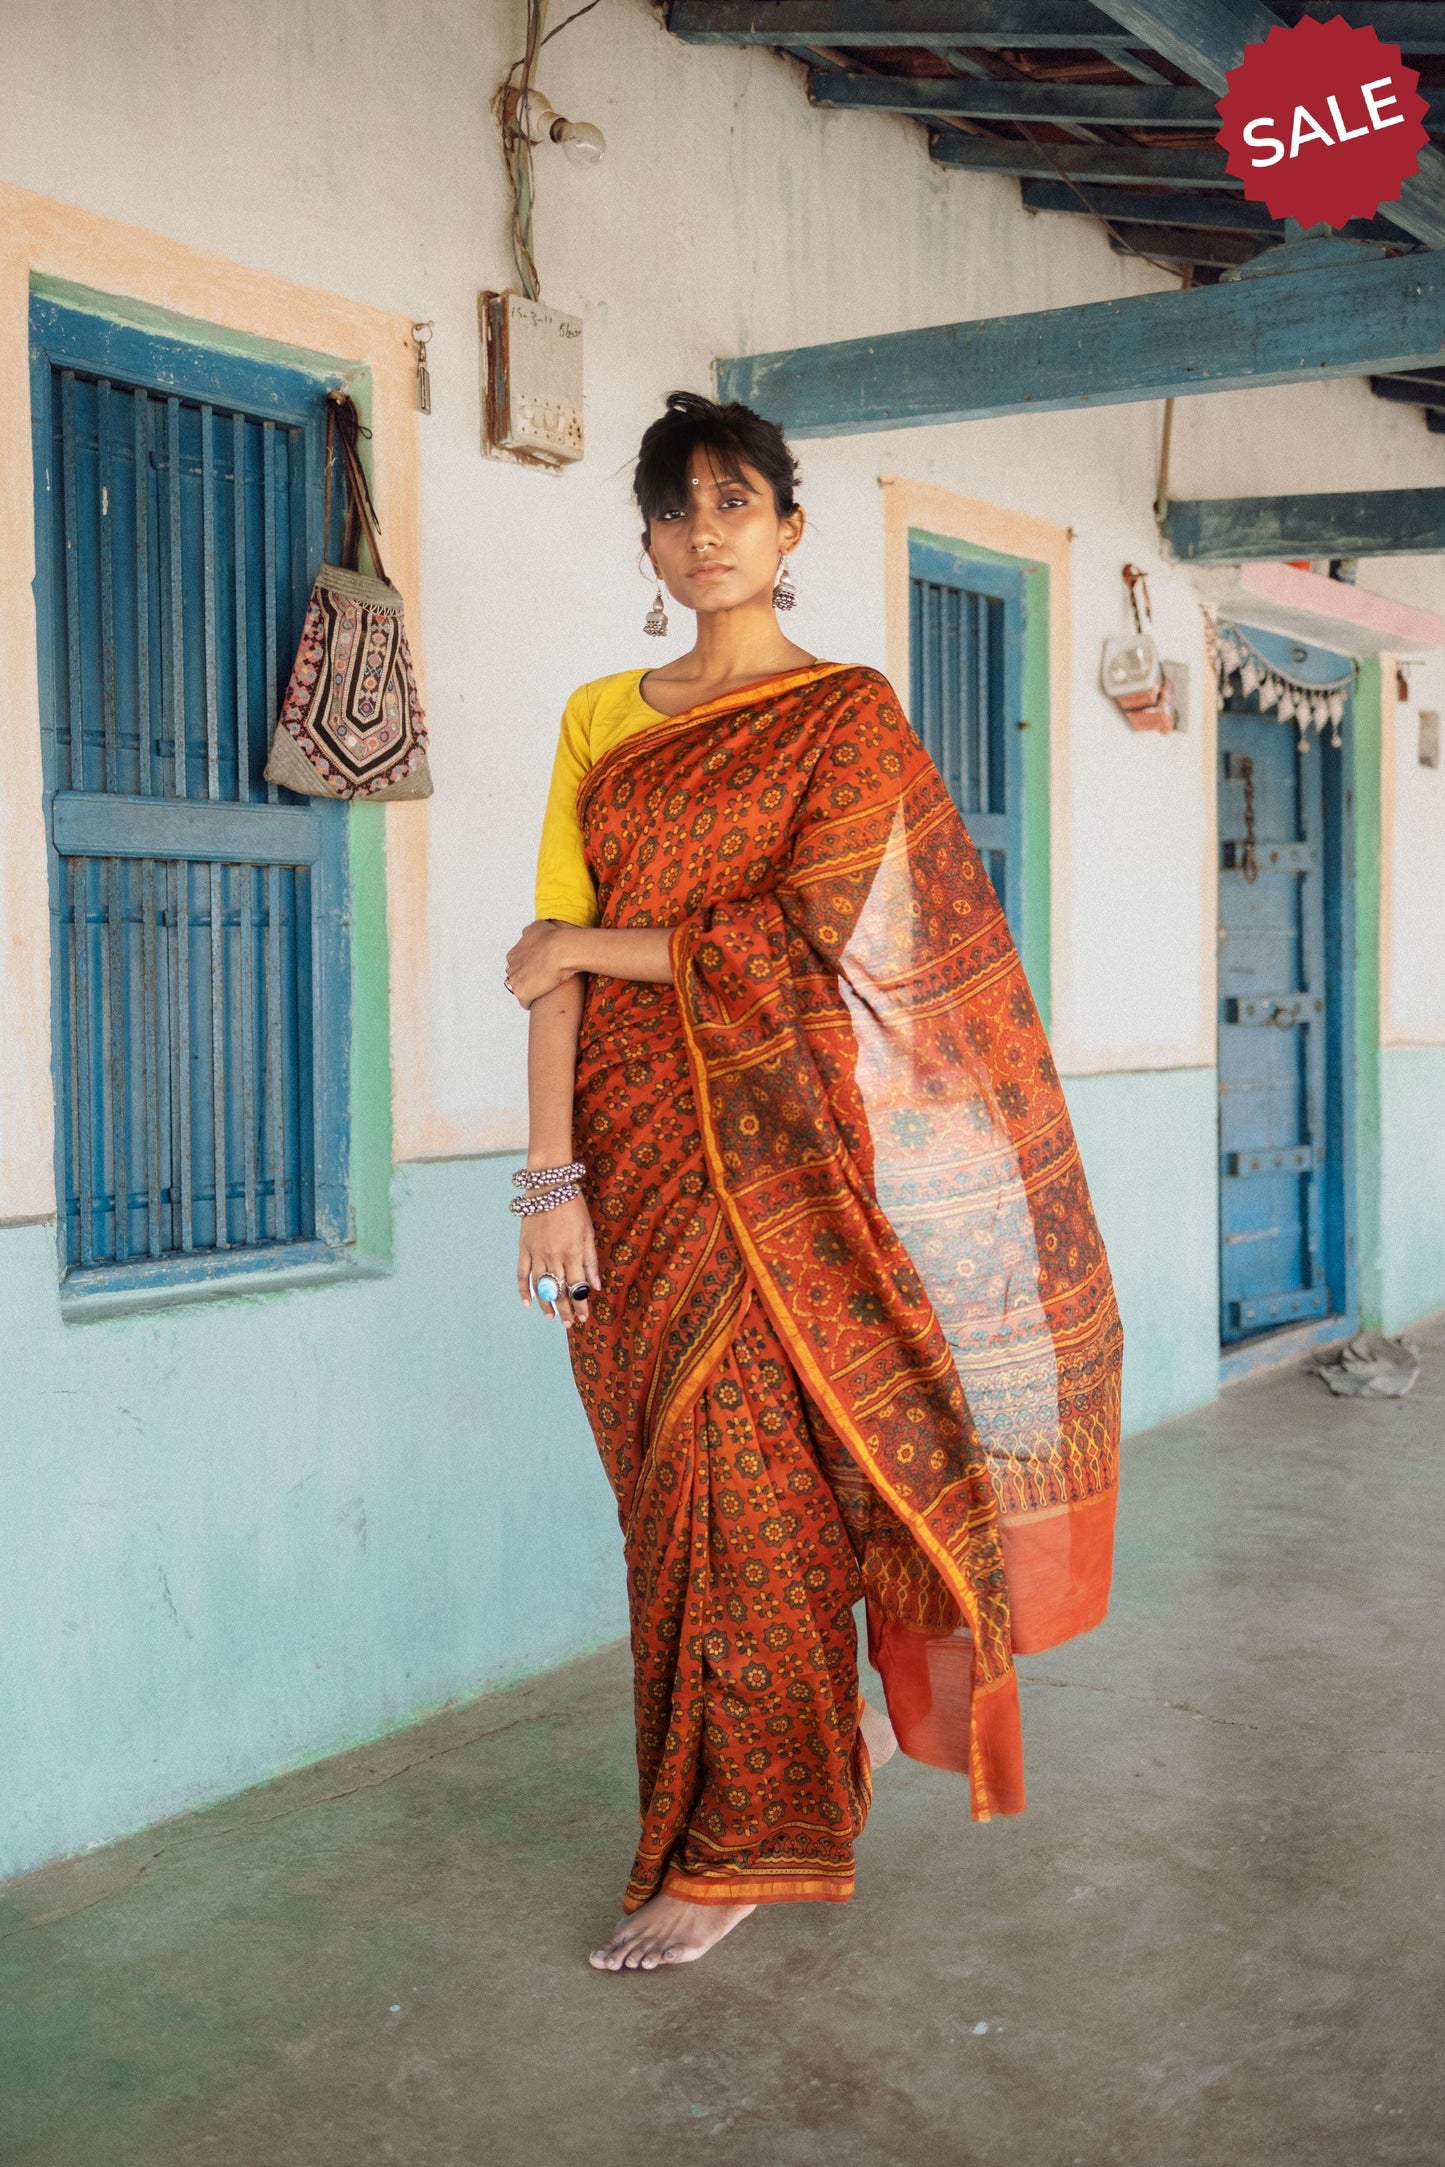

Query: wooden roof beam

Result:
[715,248,1445,435]
[668,1,1182,55]
[812,72,1217,124]
[1295,5,1445,54]
[1164,488,1445,559]
[1107,223,1260,267]
[1086,1,1445,245]
[930,137,1237,185]
[1019,180,1406,243]
[813,67,1445,130]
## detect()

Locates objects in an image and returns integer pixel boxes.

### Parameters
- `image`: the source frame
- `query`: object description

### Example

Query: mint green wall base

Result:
[1063,1067,1220,1437]
[5,1063,1335,1880]
[1380,1045,1445,1334]
[0,1159,627,1881]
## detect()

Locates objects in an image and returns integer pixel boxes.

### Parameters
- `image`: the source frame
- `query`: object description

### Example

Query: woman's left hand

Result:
[505,920,580,1009]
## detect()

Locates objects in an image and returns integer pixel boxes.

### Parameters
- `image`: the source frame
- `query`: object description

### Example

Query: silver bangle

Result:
[512,1161,586,1192]
[509,1182,581,1218]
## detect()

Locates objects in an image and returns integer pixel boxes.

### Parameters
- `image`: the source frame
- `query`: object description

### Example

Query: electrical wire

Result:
[494,0,603,301]
[1014,124,1193,281]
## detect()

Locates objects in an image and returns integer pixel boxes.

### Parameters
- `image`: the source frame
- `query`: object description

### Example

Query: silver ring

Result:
[534,1274,560,1303]
[568,1281,591,1302]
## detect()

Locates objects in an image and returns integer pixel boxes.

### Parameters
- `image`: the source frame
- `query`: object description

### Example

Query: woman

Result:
[505,393,1122,1975]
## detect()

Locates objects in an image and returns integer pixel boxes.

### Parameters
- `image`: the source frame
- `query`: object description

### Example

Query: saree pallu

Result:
[570,663,1122,1911]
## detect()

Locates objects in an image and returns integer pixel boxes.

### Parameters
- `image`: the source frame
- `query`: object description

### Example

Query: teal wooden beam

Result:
[1019,180,1402,244]
[1370,373,1445,410]
[811,71,1445,130]
[1164,489,1445,559]
[667,1,1162,52]
[1087,1,1445,247]
[1291,3,1445,48]
[1106,224,1259,269]
[1288,5,1445,56]
[667,0,1445,60]
[714,248,1445,436]
[930,137,1237,187]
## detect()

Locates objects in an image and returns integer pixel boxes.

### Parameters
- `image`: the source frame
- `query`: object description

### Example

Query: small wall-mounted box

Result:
[480,291,584,467]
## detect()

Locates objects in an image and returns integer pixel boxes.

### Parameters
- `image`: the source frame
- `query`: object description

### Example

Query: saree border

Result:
[671,931,1018,1821]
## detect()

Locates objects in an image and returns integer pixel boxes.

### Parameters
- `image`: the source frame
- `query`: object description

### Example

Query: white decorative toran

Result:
[1214,622,1353,747]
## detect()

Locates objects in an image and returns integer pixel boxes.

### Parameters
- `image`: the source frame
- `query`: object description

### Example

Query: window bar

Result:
[908,577,922,759]
[166,398,186,799]
[60,372,85,794]
[59,374,95,1262]
[97,383,129,1259]
[63,870,81,1267]
[201,406,220,803]
[262,422,280,808]
[297,865,317,1239]
[233,412,250,804]
[262,423,285,1238]
[95,849,115,1258]
[97,381,120,794]
[68,859,96,1266]
[989,597,1007,817]
[238,865,259,1246]
[205,889,228,1208]
[199,407,228,1247]
[921,581,941,776]
[171,859,194,1252]
[135,392,153,798]
[945,587,964,812]
[141,859,163,1258]
[103,855,129,1263]
[265,864,285,1240]
[136,395,162,1257]
[969,591,986,816]
[228,417,261,1248]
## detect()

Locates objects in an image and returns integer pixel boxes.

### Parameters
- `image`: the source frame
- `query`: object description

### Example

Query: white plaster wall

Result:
[3,0,1445,1137]
[1387,654,1445,1042]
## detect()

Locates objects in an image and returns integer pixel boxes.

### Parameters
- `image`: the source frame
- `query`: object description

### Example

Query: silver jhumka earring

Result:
[644,577,669,637]
[772,558,797,611]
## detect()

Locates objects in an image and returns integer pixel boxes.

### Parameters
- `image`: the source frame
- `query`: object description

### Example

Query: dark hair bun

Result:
[634,392,800,536]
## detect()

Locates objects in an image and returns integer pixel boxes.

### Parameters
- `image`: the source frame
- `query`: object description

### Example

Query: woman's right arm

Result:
[516,975,599,1330]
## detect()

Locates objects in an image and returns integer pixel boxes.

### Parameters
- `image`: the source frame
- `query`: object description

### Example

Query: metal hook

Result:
[411,321,434,415]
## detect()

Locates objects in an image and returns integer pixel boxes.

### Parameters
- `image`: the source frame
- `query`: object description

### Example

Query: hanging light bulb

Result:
[549,115,606,166]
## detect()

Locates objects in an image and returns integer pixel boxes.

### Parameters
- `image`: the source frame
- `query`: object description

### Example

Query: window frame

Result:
[907,534,1028,941]
[29,294,354,1306]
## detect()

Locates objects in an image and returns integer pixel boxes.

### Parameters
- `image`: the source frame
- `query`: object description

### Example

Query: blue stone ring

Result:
[534,1274,561,1304]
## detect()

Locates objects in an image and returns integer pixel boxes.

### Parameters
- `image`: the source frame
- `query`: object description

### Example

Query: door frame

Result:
[1217,624,1360,1384]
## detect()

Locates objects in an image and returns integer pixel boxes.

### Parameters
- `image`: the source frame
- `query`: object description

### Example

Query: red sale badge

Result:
[1215,14,1428,230]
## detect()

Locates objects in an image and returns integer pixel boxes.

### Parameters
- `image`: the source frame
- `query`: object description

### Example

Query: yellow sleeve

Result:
[533,683,601,928]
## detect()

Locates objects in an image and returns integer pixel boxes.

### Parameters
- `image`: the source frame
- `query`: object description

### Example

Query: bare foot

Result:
[588,1894,756,1972]
[860,1697,898,1770]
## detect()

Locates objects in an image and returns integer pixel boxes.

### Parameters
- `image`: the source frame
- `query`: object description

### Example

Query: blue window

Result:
[908,536,1026,937]
[30,297,351,1295]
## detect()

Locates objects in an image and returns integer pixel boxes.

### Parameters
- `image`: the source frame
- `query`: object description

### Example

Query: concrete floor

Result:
[5,1322,1445,2167]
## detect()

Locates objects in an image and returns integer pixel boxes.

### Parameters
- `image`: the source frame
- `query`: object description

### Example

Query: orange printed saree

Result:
[569,662,1121,1913]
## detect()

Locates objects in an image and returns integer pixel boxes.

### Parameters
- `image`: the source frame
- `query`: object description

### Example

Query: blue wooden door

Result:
[908,538,1025,936]
[30,299,351,1288]
[1218,636,1342,1342]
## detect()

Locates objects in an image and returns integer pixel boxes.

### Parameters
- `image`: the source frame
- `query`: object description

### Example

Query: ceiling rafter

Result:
[669,0,1445,429]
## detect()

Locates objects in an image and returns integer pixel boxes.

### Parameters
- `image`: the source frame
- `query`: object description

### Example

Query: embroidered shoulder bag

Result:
[265,392,432,800]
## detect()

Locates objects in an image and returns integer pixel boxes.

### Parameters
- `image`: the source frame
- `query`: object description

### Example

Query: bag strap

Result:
[323,392,390,586]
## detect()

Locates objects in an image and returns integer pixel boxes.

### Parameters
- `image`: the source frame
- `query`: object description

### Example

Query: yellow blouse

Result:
[533,669,666,928]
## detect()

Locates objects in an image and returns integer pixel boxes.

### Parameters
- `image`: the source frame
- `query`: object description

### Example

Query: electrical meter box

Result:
[480,291,584,467]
